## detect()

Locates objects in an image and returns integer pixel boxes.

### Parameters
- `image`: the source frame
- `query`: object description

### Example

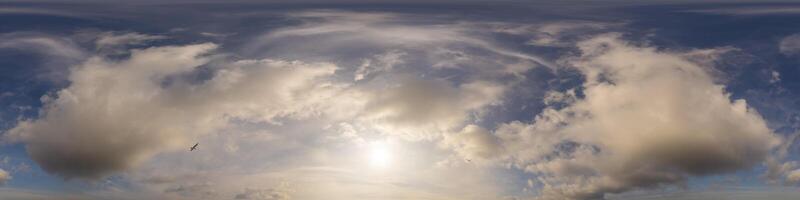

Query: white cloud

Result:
[356,78,505,140]
[771,70,781,84]
[487,21,619,48]
[1,16,521,200]
[527,22,614,47]
[4,43,341,179]
[92,32,167,55]
[2,39,509,200]
[199,32,234,38]
[354,50,405,81]
[444,34,782,200]
[0,33,85,59]
[443,125,503,163]
[765,132,800,185]
[250,10,554,70]
[780,34,800,55]
[538,34,779,199]
[0,32,87,83]
[246,10,524,140]
[95,32,166,48]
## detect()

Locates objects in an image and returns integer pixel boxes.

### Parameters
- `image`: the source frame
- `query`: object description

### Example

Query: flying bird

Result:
[190,143,199,151]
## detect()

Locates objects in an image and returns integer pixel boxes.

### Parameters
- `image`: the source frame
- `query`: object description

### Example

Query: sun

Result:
[369,141,392,169]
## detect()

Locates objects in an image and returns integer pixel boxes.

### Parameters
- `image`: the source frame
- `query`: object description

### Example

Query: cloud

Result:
[2,12,518,184]
[611,187,800,200]
[779,34,800,55]
[540,34,779,199]
[246,10,523,140]
[250,10,554,70]
[2,7,790,200]
[94,32,166,54]
[0,32,87,83]
[4,43,217,179]
[684,7,800,15]
[0,188,90,200]
[2,3,800,200]
[164,182,217,198]
[765,132,800,185]
[357,78,505,140]
[353,50,405,81]
[451,34,782,200]
[3,43,341,179]
[234,187,291,200]
[0,168,10,185]
[787,169,800,184]
[770,70,781,84]
[199,32,234,38]
[491,21,617,47]
[443,125,503,162]
[263,11,450,44]
[0,7,94,19]
[0,32,85,59]
[0,156,32,175]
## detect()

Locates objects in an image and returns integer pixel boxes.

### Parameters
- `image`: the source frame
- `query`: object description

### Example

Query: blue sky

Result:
[1,1,800,200]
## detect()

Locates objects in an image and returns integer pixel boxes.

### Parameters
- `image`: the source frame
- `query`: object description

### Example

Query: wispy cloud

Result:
[684,7,800,15]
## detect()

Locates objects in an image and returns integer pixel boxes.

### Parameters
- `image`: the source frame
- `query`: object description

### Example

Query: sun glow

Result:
[369,141,392,169]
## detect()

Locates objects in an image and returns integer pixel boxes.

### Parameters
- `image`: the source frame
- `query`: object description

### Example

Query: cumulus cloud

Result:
[538,34,779,199]
[448,34,781,199]
[4,43,340,179]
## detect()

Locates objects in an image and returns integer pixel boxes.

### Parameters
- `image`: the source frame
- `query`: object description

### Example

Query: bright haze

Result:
[1,0,800,200]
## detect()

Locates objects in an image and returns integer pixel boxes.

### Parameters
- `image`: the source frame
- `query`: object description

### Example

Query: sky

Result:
[1,0,800,200]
